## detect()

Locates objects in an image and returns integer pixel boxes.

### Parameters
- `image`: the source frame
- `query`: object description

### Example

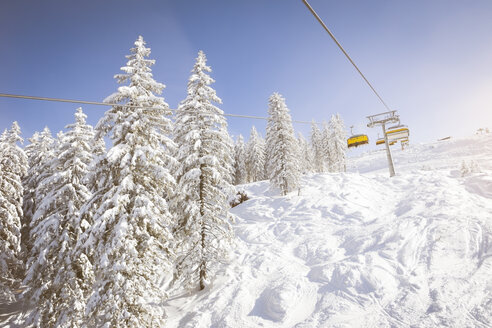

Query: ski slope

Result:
[165,134,492,327]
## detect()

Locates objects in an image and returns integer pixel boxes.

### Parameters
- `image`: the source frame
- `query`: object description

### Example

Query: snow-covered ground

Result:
[165,134,492,327]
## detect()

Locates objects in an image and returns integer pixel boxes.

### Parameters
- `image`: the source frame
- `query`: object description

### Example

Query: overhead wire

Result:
[0,93,318,125]
[1,2,386,126]
[301,0,391,111]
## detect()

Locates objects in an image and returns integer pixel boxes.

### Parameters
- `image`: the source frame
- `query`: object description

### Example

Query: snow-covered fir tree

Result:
[21,127,55,254]
[233,134,247,185]
[91,133,106,160]
[22,132,40,217]
[266,93,300,195]
[246,126,266,182]
[23,108,95,328]
[172,50,234,291]
[21,131,39,253]
[297,132,314,174]
[310,121,324,173]
[470,160,481,173]
[322,121,333,172]
[328,114,347,172]
[460,160,481,177]
[460,160,470,177]
[83,134,106,192]
[0,122,28,302]
[259,133,267,177]
[55,130,65,150]
[78,36,176,327]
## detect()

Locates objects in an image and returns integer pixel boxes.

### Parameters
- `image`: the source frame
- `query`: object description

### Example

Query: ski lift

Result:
[400,137,409,147]
[386,123,409,142]
[347,125,369,148]
[376,137,397,146]
[376,133,384,145]
[375,133,396,146]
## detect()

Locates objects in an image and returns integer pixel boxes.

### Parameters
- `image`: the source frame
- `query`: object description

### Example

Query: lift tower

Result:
[367,111,400,177]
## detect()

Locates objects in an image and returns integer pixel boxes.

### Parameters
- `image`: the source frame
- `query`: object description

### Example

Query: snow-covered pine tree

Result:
[460,160,469,177]
[259,133,267,178]
[22,132,39,220]
[23,108,95,328]
[328,114,347,172]
[310,121,324,173]
[322,121,334,172]
[172,50,234,291]
[83,134,106,193]
[246,126,266,182]
[266,93,300,195]
[21,131,39,254]
[233,135,247,185]
[297,132,313,174]
[55,130,65,150]
[21,127,55,254]
[263,134,271,180]
[91,133,106,160]
[78,36,176,327]
[0,128,6,149]
[470,160,481,173]
[0,122,28,302]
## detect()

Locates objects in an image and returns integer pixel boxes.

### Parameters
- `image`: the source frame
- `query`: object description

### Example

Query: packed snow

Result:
[165,133,492,327]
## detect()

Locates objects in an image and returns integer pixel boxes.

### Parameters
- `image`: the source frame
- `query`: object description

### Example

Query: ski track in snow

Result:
[166,134,492,328]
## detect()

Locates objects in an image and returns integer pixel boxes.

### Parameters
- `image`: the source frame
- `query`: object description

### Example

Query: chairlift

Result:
[386,118,410,140]
[386,122,409,142]
[376,133,384,145]
[347,125,369,148]
[400,137,409,150]
[376,133,398,146]
[376,137,397,146]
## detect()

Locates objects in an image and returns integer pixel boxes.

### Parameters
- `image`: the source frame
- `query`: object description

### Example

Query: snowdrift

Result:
[166,134,492,327]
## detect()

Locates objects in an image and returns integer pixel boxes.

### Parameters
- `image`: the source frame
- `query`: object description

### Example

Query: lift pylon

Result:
[367,111,400,177]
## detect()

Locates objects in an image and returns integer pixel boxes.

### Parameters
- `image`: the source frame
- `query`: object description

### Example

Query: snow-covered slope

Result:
[165,134,492,327]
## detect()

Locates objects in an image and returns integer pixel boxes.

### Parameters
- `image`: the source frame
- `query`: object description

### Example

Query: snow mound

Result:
[165,134,492,327]
[251,278,315,323]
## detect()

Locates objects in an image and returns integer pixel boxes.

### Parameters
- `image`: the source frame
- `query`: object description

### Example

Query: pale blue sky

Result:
[1,0,492,149]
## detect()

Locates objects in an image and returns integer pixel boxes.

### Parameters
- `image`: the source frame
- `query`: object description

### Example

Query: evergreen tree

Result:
[470,160,481,173]
[84,134,106,193]
[460,160,469,177]
[0,122,28,302]
[23,108,95,328]
[322,121,333,172]
[22,132,39,208]
[328,114,347,172]
[22,127,55,254]
[310,121,324,173]
[259,133,267,178]
[91,133,106,160]
[266,93,300,195]
[21,131,39,253]
[79,36,176,327]
[233,135,247,185]
[55,130,65,150]
[246,126,266,182]
[297,132,313,174]
[172,50,234,291]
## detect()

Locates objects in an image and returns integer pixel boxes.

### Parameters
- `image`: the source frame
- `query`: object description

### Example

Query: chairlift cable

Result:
[301,0,391,112]
[0,93,317,125]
